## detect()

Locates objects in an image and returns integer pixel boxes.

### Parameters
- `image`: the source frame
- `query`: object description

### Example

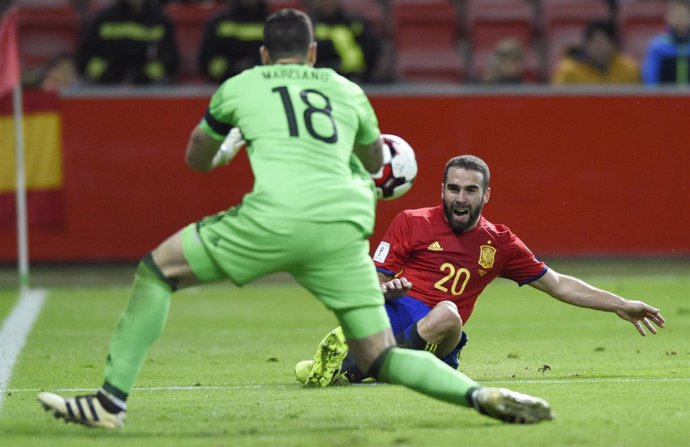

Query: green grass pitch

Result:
[0,261,689,447]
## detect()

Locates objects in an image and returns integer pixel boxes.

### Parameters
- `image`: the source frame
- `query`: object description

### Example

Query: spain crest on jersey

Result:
[478,245,496,269]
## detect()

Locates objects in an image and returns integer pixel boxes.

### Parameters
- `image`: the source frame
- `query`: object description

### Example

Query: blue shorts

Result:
[385,295,468,369]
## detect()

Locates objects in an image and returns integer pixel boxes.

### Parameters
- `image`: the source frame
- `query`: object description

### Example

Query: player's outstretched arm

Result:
[529,269,665,336]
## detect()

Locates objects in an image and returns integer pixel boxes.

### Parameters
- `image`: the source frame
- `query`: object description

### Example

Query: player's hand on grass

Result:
[382,277,412,300]
[615,300,666,336]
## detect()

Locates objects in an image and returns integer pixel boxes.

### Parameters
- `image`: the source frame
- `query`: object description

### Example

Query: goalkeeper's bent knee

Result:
[139,252,178,292]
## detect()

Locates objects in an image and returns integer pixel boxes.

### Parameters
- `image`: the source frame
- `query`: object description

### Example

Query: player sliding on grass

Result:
[296,155,666,386]
[37,10,553,428]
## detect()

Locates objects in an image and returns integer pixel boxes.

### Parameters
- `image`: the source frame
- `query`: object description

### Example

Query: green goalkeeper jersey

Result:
[199,64,381,236]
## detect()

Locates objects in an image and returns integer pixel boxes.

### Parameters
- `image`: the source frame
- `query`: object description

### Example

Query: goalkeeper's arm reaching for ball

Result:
[353,136,384,174]
[186,126,245,172]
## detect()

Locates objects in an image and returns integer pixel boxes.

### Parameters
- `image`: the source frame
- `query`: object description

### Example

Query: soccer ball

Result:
[372,134,418,200]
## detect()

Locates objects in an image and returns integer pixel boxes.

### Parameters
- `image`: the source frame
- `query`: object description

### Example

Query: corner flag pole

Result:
[1,6,29,291]
[13,81,30,292]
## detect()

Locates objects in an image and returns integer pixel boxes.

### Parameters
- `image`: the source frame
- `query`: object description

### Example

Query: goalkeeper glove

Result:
[212,127,245,168]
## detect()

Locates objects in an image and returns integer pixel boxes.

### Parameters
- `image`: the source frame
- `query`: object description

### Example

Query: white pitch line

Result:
[6,376,689,394]
[484,377,690,385]
[7,385,292,393]
[0,288,47,412]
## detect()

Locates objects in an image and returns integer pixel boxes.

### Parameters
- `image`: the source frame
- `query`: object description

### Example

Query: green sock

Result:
[376,347,479,408]
[103,257,173,395]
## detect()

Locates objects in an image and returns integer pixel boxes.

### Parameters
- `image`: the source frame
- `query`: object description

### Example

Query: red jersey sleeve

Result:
[500,230,547,285]
[372,211,412,276]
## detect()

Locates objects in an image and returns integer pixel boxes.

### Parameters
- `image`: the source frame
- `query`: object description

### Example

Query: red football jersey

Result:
[372,206,547,323]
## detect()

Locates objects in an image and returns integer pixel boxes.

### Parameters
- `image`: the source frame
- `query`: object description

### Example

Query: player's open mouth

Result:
[453,208,469,219]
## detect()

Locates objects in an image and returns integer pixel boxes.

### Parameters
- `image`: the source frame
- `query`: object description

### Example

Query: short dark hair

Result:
[443,155,490,189]
[263,9,313,60]
[584,19,619,47]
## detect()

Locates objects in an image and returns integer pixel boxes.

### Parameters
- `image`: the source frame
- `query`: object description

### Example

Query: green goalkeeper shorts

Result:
[181,205,389,338]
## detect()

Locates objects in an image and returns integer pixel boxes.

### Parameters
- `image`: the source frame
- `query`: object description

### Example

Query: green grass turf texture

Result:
[1,267,689,447]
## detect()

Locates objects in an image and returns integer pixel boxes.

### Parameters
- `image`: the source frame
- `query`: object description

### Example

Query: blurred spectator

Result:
[40,53,79,91]
[1,0,14,17]
[76,0,179,85]
[310,0,381,83]
[71,0,91,24]
[602,0,619,20]
[198,0,269,83]
[642,0,690,85]
[552,19,639,85]
[481,38,527,84]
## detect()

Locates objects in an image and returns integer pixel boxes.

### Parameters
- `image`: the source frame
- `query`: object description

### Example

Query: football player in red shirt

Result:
[297,154,665,385]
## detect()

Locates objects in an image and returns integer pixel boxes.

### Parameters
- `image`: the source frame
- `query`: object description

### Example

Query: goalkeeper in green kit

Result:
[38,9,553,428]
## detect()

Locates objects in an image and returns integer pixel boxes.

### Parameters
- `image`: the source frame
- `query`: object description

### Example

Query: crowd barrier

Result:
[1,86,689,262]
